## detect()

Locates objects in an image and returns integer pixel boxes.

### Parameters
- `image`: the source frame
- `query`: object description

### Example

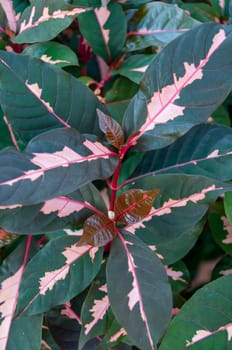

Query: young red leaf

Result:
[97,109,125,149]
[80,214,116,247]
[114,189,159,225]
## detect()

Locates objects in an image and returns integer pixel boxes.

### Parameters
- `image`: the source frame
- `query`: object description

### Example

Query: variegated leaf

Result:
[0,238,39,350]
[14,0,89,43]
[114,189,159,225]
[23,41,79,67]
[124,174,230,264]
[0,128,118,206]
[225,191,232,227]
[132,124,232,181]
[111,54,155,84]
[212,255,232,280]
[159,275,232,350]
[0,0,17,32]
[16,236,103,316]
[97,319,129,350]
[0,51,106,142]
[80,213,116,247]
[0,229,18,247]
[209,208,232,256]
[79,263,111,349]
[78,2,126,62]
[126,2,200,51]
[107,231,172,350]
[97,109,125,150]
[123,23,232,151]
[0,184,106,234]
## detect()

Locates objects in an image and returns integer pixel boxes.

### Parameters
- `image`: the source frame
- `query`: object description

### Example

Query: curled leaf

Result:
[115,189,159,225]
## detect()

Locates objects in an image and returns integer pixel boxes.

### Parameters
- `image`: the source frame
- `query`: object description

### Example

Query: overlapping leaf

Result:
[23,41,79,67]
[0,238,39,350]
[132,124,232,181]
[78,2,126,63]
[0,128,118,207]
[107,231,172,350]
[126,2,200,51]
[224,191,232,226]
[0,184,106,234]
[112,54,155,84]
[124,174,230,263]
[0,51,106,142]
[79,263,124,349]
[123,23,232,151]
[16,236,103,316]
[159,275,232,350]
[14,0,89,43]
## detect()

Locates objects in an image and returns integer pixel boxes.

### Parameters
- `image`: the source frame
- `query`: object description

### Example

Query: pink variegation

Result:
[128,29,227,147]
[0,267,23,350]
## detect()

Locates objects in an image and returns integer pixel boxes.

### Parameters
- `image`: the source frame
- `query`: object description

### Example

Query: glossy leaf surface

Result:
[97,109,125,149]
[126,2,200,51]
[114,189,159,225]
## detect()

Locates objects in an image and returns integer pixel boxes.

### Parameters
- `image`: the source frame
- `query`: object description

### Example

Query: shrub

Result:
[0,1,232,349]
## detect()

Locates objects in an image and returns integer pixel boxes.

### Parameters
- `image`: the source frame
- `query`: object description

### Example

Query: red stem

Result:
[109,158,123,211]
[22,235,32,267]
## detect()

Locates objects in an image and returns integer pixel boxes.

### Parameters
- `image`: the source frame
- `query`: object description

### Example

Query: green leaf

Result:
[166,260,190,295]
[126,2,200,51]
[132,124,232,181]
[209,209,232,256]
[16,236,103,316]
[14,0,89,44]
[114,189,159,225]
[224,191,232,226]
[79,263,118,349]
[78,2,126,63]
[180,2,219,22]
[124,174,230,263]
[123,23,232,151]
[105,77,139,123]
[6,314,42,350]
[23,41,79,67]
[212,255,232,280]
[112,54,155,84]
[97,109,125,149]
[106,231,172,350]
[0,51,106,142]
[0,128,118,206]
[159,275,232,350]
[0,184,106,234]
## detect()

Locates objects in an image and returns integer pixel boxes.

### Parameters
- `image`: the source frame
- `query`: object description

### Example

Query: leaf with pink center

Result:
[106,231,172,350]
[123,23,232,151]
[16,236,103,316]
